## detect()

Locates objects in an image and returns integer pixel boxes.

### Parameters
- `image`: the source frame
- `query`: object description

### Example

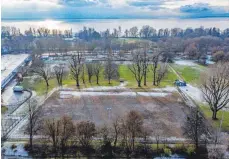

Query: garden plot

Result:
[39,90,190,137]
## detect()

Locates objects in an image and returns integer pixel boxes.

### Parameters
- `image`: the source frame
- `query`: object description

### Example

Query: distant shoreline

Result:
[2,17,229,21]
[2,18,229,31]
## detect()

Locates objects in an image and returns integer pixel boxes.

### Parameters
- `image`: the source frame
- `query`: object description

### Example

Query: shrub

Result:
[163,148,172,156]
[24,143,30,151]
[186,146,195,155]
[11,144,17,150]
[172,143,186,154]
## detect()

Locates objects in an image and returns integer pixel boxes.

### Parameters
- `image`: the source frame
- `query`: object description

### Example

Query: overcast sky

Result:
[2,0,229,19]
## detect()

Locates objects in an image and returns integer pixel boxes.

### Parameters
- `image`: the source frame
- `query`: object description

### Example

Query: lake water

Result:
[2,18,229,33]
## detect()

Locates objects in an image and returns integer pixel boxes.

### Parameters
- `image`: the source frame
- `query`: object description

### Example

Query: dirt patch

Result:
[39,90,190,138]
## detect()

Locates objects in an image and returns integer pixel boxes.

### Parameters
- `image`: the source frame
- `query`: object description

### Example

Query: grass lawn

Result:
[171,64,204,84]
[200,105,229,132]
[22,68,120,96]
[22,78,58,96]
[119,65,177,89]
[1,106,8,114]
[22,64,178,95]
[62,66,120,88]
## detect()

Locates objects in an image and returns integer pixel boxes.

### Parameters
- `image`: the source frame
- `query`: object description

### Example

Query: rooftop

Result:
[1,54,29,83]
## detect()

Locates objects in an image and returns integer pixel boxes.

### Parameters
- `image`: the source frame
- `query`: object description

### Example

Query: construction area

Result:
[35,88,191,138]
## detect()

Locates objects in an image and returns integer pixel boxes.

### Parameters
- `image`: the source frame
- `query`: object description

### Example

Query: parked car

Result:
[13,86,24,92]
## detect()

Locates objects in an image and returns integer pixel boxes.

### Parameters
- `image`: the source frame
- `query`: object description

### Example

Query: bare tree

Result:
[142,44,150,86]
[124,110,143,151]
[201,62,229,120]
[112,117,121,148]
[104,52,119,84]
[141,126,151,154]
[128,50,145,87]
[26,98,42,152]
[98,125,113,156]
[69,53,84,87]
[76,121,96,148]
[31,60,52,88]
[93,62,102,84]
[53,64,67,87]
[99,125,113,144]
[183,108,209,150]
[207,144,227,159]
[129,26,138,37]
[81,64,86,84]
[42,118,61,156]
[59,116,76,158]
[207,132,228,159]
[42,116,75,157]
[86,63,94,83]
[153,124,163,153]
[151,52,161,86]
[156,62,168,86]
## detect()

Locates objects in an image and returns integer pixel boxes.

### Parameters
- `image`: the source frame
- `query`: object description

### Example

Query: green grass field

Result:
[22,64,178,95]
[171,64,205,84]
[1,106,8,114]
[119,65,177,89]
[169,63,229,132]
[200,105,229,132]
[22,78,58,96]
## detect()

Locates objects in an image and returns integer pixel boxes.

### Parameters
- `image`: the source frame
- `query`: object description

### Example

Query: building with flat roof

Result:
[1,54,30,90]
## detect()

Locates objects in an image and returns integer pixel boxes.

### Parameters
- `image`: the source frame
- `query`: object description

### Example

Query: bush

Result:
[163,147,172,156]
[24,143,30,151]
[186,146,195,155]
[11,144,17,150]
[131,144,153,158]
[172,143,186,154]
[99,142,113,157]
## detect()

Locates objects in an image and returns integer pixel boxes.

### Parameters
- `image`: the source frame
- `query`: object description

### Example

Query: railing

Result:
[1,89,32,141]
[2,89,33,114]
[1,116,25,141]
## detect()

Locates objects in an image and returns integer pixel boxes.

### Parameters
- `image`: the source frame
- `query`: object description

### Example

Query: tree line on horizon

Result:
[2,25,229,39]
[2,25,229,62]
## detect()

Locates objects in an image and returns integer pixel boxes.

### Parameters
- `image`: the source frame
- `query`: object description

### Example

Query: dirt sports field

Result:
[40,89,190,138]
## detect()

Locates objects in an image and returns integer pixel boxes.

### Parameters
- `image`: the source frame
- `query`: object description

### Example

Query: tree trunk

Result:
[30,132,33,152]
[138,81,141,87]
[96,76,99,84]
[144,71,147,86]
[89,76,92,83]
[61,143,65,159]
[45,79,49,87]
[212,110,217,120]
[108,78,111,84]
[76,77,79,87]
[82,67,85,84]
[60,77,62,87]
[195,138,199,150]
[114,134,117,148]
[153,68,156,86]
[132,137,135,151]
